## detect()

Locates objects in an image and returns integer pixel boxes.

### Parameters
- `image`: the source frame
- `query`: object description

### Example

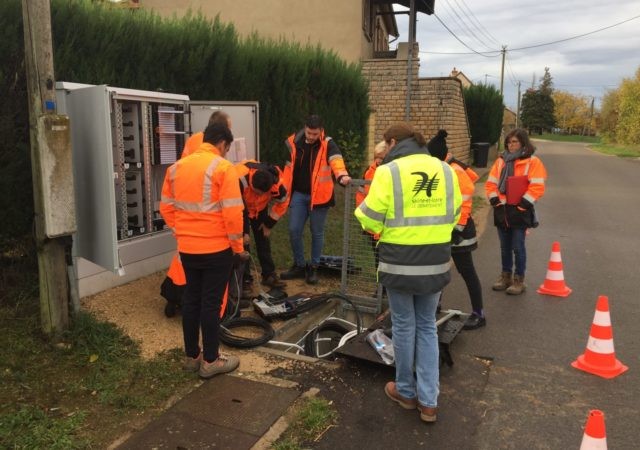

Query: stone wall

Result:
[362,51,471,164]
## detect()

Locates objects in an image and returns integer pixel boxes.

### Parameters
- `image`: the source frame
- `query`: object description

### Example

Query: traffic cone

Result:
[537,241,572,297]
[572,295,628,379]
[579,410,607,450]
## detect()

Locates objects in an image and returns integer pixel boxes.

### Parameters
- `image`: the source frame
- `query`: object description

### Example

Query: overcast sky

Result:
[393,1,640,110]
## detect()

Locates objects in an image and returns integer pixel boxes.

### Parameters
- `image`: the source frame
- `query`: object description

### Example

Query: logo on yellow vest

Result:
[411,172,440,198]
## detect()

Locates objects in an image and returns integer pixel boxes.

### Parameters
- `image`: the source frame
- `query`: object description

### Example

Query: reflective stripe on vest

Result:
[385,160,457,227]
[453,236,478,248]
[378,261,450,276]
[163,156,236,213]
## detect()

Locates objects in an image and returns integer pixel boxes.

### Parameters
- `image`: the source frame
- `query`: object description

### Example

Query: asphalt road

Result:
[293,140,640,449]
[438,140,640,449]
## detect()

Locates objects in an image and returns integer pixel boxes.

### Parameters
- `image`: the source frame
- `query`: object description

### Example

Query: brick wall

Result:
[362,54,471,164]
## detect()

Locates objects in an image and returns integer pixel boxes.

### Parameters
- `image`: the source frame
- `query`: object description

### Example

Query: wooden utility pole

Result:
[498,45,507,150]
[587,96,595,136]
[405,0,416,121]
[499,46,506,97]
[516,81,521,128]
[22,0,76,335]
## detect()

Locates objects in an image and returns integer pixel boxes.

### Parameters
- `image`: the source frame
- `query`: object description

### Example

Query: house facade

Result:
[141,0,471,162]
[141,0,398,63]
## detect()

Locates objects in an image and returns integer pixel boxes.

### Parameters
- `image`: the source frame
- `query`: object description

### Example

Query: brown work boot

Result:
[261,272,286,288]
[506,275,526,295]
[384,381,418,410]
[492,272,512,291]
[280,265,306,280]
[418,404,437,423]
[305,265,319,285]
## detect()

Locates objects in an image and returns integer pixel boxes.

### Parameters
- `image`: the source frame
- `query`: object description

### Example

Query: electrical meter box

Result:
[55,82,259,297]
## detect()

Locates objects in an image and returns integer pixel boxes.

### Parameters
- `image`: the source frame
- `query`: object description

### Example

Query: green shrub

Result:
[463,84,503,145]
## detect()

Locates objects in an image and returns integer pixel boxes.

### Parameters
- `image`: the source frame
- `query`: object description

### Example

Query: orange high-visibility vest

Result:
[284,131,348,209]
[355,161,379,207]
[160,143,244,254]
[485,154,547,206]
[235,160,288,226]
[355,161,381,240]
[446,154,477,226]
[181,132,204,159]
[167,253,186,285]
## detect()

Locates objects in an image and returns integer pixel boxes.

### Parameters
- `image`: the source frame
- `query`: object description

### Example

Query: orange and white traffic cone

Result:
[579,410,607,450]
[572,295,628,379]
[537,241,572,297]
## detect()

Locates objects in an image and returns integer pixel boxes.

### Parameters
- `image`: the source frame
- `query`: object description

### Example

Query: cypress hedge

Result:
[0,0,369,246]
[463,83,504,145]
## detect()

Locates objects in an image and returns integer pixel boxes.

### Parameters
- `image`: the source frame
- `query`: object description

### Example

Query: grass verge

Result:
[590,142,640,158]
[0,250,197,448]
[261,186,347,271]
[273,396,338,450]
[535,133,600,143]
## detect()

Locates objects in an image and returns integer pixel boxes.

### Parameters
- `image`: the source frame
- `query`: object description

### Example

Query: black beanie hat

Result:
[427,129,448,161]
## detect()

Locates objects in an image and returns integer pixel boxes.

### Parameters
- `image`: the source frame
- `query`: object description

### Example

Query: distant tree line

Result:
[600,67,640,145]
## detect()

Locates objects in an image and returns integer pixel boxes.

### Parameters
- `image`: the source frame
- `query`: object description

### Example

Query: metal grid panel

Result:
[340,180,384,314]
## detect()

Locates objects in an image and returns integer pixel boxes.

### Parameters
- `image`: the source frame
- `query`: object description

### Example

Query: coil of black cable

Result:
[219,316,275,348]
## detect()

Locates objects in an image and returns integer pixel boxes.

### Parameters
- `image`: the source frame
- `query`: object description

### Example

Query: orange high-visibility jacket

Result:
[446,154,477,227]
[181,132,204,159]
[355,161,381,240]
[485,153,547,207]
[355,161,379,207]
[446,154,479,252]
[160,142,244,254]
[235,160,288,229]
[284,130,348,209]
[166,253,186,285]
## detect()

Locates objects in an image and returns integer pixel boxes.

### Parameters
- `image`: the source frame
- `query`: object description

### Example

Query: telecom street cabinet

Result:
[55,82,259,297]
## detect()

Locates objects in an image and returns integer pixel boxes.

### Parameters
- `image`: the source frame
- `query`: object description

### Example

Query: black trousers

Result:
[180,248,233,363]
[452,250,484,313]
[244,217,276,280]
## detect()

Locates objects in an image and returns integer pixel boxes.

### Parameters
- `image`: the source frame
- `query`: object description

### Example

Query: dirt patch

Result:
[81,268,341,371]
[80,197,488,367]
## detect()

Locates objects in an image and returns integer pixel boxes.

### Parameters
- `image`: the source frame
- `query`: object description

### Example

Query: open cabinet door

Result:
[65,85,120,272]
[188,101,259,163]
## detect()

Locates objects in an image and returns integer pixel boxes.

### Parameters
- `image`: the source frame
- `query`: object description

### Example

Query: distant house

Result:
[141,0,399,63]
[141,0,471,162]
[450,67,473,88]
[503,107,517,132]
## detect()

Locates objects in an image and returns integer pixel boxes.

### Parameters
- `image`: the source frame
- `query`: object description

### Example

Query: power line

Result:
[440,0,494,51]
[418,12,640,55]
[507,13,640,51]
[455,0,503,48]
[431,13,499,57]
[456,0,502,45]
[419,50,500,55]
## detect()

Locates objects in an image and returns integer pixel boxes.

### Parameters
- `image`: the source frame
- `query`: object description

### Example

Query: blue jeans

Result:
[387,288,440,408]
[497,227,527,276]
[288,191,330,267]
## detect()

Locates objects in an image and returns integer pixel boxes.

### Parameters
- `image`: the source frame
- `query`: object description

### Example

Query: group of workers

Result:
[159,112,546,424]
[355,123,546,424]
[159,113,351,379]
